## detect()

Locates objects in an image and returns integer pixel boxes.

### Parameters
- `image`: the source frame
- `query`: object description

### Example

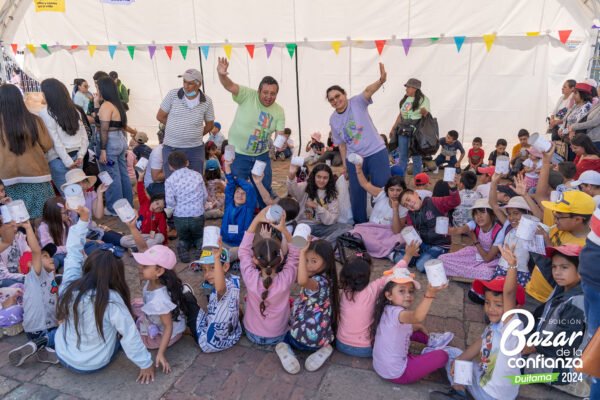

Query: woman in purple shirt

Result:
[327,63,390,223]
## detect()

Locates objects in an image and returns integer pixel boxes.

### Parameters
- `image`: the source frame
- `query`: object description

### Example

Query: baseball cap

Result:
[472,277,525,305]
[214,122,221,130]
[526,147,543,158]
[390,165,405,177]
[541,190,595,215]
[205,159,220,171]
[197,248,230,264]
[311,132,322,141]
[132,245,177,270]
[178,68,202,83]
[41,243,57,258]
[571,170,600,187]
[414,173,430,185]
[135,131,148,144]
[477,166,495,176]
[575,82,593,94]
[545,244,582,259]
[383,267,421,289]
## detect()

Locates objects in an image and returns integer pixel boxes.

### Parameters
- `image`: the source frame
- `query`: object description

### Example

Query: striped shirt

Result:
[160,88,215,148]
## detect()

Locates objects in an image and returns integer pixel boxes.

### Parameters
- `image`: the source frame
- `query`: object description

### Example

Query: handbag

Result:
[575,326,600,378]
[334,232,367,264]
[410,114,440,156]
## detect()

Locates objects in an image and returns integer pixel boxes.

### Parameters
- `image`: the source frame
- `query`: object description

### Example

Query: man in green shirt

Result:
[109,71,129,111]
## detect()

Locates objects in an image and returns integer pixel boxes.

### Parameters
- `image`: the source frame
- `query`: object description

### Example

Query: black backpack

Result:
[411,113,440,156]
[334,232,367,264]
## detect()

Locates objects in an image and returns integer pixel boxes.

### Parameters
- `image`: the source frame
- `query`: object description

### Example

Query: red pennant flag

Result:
[10,44,18,54]
[165,45,173,59]
[245,44,255,59]
[558,30,572,44]
[70,45,78,50]
[375,40,386,55]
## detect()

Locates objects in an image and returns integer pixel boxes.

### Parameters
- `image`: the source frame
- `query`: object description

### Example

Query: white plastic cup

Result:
[528,132,552,153]
[424,259,448,287]
[401,226,422,245]
[164,207,174,218]
[7,200,29,223]
[435,216,449,235]
[98,171,113,186]
[113,199,136,223]
[454,360,474,385]
[292,223,311,247]
[202,226,220,249]
[273,135,287,149]
[135,157,149,172]
[325,160,331,166]
[495,156,510,174]
[291,156,305,167]
[224,145,236,162]
[266,205,284,223]
[516,215,541,241]
[347,153,363,165]
[251,160,267,176]
[287,138,294,146]
[63,184,86,210]
[550,191,559,202]
[443,167,456,182]
[0,205,13,223]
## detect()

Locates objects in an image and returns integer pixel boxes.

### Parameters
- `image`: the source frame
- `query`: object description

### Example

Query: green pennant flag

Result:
[286,43,296,59]
[430,37,440,42]
[40,44,51,54]
[179,45,188,60]
[127,45,135,60]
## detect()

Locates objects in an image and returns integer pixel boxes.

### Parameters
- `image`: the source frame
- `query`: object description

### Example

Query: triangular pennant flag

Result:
[331,41,341,55]
[430,37,440,42]
[375,40,386,55]
[179,45,188,60]
[245,44,255,59]
[401,38,412,55]
[223,44,232,59]
[558,30,572,44]
[526,32,540,37]
[26,44,36,54]
[127,45,135,60]
[40,44,51,54]
[265,43,274,58]
[148,45,156,59]
[164,45,173,59]
[200,45,209,60]
[483,34,496,52]
[88,45,96,57]
[454,36,466,52]
[70,45,78,50]
[108,45,117,59]
[286,43,296,59]
[10,44,18,54]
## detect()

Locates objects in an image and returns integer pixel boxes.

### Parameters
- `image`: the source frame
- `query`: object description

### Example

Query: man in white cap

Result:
[572,170,600,206]
[156,69,215,178]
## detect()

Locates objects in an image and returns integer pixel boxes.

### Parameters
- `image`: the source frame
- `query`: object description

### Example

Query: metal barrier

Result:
[0,46,41,92]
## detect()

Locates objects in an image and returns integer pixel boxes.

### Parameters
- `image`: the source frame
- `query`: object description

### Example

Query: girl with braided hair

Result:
[238,207,299,345]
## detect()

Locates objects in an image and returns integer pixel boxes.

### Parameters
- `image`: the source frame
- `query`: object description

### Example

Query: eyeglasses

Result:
[327,94,342,103]
[553,212,574,221]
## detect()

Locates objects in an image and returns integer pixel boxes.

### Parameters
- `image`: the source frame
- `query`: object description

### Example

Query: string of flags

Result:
[9,30,574,60]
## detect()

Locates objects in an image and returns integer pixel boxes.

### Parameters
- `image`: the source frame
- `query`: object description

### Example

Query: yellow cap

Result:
[541,190,595,215]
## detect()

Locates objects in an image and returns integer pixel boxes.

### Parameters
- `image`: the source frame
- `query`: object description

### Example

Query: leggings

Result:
[388,331,449,385]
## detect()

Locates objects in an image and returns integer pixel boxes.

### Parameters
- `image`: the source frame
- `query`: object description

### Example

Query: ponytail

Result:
[253,238,283,317]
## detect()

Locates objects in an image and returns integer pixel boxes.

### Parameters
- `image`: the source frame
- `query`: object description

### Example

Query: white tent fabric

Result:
[0,0,596,154]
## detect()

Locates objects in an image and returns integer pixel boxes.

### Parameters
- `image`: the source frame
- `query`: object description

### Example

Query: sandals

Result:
[305,345,333,372]
[275,343,300,375]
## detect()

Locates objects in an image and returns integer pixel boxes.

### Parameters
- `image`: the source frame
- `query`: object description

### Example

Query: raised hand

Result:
[378,63,387,84]
[217,57,229,75]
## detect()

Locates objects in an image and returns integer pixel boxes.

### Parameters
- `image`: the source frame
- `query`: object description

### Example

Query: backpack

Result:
[474,222,503,244]
[334,232,367,264]
[410,113,440,156]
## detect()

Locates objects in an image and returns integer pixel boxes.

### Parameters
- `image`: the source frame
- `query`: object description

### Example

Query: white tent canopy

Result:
[0,0,596,153]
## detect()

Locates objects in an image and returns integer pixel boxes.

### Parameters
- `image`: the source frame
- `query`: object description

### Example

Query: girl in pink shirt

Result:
[238,207,299,345]
[38,197,71,272]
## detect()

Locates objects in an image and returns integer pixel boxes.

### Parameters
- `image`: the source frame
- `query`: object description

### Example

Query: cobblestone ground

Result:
[0,161,577,399]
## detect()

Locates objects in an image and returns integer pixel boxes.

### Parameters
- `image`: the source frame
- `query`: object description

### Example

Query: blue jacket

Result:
[220,173,257,246]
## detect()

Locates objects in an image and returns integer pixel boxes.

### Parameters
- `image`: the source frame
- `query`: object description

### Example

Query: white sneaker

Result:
[305,345,333,372]
[427,332,454,349]
[103,208,117,216]
[275,343,300,374]
[433,167,439,174]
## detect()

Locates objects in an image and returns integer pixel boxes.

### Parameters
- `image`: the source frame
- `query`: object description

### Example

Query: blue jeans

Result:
[49,151,78,196]
[335,339,372,358]
[245,330,286,346]
[346,148,391,224]
[27,327,58,348]
[285,332,320,352]
[435,154,457,169]
[51,328,121,374]
[98,131,133,214]
[0,277,25,288]
[173,216,205,249]
[582,281,600,399]
[231,152,274,208]
[162,145,205,179]
[394,243,448,273]
[397,135,422,176]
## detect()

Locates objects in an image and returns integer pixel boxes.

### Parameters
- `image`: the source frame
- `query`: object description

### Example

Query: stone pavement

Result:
[0,161,578,399]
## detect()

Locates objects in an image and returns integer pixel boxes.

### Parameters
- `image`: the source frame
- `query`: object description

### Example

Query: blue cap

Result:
[214,122,221,130]
[390,165,405,177]
[205,159,220,171]
[198,248,230,264]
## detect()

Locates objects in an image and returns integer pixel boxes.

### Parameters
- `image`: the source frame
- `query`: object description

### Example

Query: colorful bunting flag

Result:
[331,41,341,55]
[148,45,156,59]
[40,44,51,54]
[70,45,78,50]
[265,43,274,58]
[430,37,440,42]
[10,44,18,54]
[200,45,209,60]
[26,44,36,54]
[483,34,496,52]
[164,45,173,59]
[401,38,412,55]
[179,45,188,60]
[245,44,255,58]
[454,36,466,52]
[223,44,232,59]
[88,45,97,57]
[127,45,135,59]
[526,32,540,36]
[286,43,296,59]
[558,30,572,44]
[375,40,386,55]
[108,45,117,59]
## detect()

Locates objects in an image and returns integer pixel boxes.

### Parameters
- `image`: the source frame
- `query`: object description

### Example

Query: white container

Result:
[63,184,86,210]
[0,205,13,223]
[292,223,311,247]
[98,171,113,186]
[550,190,559,202]
[7,200,29,223]
[113,199,136,223]
[135,157,149,172]
[528,132,552,153]
[291,156,305,167]
[454,360,474,385]
[347,153,363,165]
[251,160,267,176]
[443,167,456,182]
[273,134,287,148]
[224,145,236,162]
[424,259,448,287]
[202,226,220,249]
[401,226,422,246]
[516,214,541,241]
[435,217,449,235]
[266,205,283,223]
[495,156,510,174]
[164,207,174,218]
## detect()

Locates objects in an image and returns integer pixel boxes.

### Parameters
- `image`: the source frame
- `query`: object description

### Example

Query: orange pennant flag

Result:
[10,44,18,54]
[164,45,173,59]
[245,44,255,59]
[375,40,386,55]
[558,30,572,44]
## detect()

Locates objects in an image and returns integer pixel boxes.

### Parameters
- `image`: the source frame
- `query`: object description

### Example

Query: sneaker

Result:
[103,208,117,217]
[177,242,191,264]
[275,342,301,374]
[429,389,467,400]
[433,167,439,174]
[36,347,59,364]
[427,332,454,349]
[9,341,38,367]
[305,345,333,372]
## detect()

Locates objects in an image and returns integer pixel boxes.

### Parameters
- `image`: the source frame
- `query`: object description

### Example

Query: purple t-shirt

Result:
[329,94,386,158]
[372,305,412,379]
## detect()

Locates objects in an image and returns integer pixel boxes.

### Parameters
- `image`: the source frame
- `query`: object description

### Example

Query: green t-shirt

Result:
[228,86,285,156]
[400,95,430,121]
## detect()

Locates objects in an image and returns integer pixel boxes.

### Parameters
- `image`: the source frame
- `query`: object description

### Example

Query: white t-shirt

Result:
[140,281,187,339]
[416,189,432,199]
[476,182,491,199]
[184,95,200,109]
[369,191,408,225]
[144,144,164,188]
[498,221,530,273]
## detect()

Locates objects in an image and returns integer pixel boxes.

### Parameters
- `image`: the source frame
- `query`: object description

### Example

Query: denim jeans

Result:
[435,154,458,169]
[98,131,133,214]
[397,135,422,176]
[394,243,448,273]
[285,332,320,352]
[582,281,600,399]
[49,151,79,196]
[245,329,286,346]
[174,216,205,249]
[51,328,121,374]
[335,339,372,358]
[0,277,25,288]
[27,327,58,348]
[162,145,205,179]
[231,151,274,208]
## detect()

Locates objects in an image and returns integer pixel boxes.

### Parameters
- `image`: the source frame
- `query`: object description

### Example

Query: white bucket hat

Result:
[500,196,531,212]
[61,169,97,191]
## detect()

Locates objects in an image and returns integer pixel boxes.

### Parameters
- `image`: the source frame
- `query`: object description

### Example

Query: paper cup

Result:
[292,223,311,247]
[0,205,13,223]
[7,200,29,223]
[495,156,510,174]
[550,190,559,202]
[291,156,305,167]
[401,226,422,245]
[135,157,149,172]
[98,171,113,186]
[202,226,220,249]
[164,207,174,218]
[251,160,267,176]
[528,132,552,153]
[113,199,136,223]
[435,217,449,235]
[273,135,287,148]
[347,153,363,165]
[266,205,283,223]
[454,360,474,385]
[63,184,86,210]
[424,259,448,287]
[443,167,456,182]
[224,145,236,162]
[516,214,540,241]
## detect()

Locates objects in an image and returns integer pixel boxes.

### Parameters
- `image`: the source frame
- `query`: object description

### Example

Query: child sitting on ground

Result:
[465,137,484,173]
[206,122,225,149]
[510,129,530,176]
[555,161,578,193]
[220,159,257,248]
[205,141,219,163]
[433,130,465,174]
[452,171,482,227]
[305,132,325,165]
[414,173,432,199]
[0,216,29,287]
[523,147,543,192]
[203,159,226,220]
[487,139,509,167]
[475,166,494,198]
[37,197,71,272]
[572,170,600,205]
[274,128,294,161]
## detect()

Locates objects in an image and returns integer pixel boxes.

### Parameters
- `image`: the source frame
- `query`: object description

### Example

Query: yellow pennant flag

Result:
[483,34,496,52]
[88,45,97,57]
[526,32,540,36]
[331,41,342,55]
[34,0,65,12]
[26,44,36,54]
[223,44,232,60]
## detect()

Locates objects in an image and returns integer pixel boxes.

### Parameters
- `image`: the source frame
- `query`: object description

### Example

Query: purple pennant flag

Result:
[401,38,413,55]
[148,45,156,59]
[265,43,274,59]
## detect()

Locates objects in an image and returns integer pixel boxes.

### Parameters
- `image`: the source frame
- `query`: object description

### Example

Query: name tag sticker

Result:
[228,225,239,234]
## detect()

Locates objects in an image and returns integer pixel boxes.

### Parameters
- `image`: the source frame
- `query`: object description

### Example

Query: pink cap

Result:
[526,146,543,158]
[477,166,495,176]
[311,132,322,141]
[132,245,177,270]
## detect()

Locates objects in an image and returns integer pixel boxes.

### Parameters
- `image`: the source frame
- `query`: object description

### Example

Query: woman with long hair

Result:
[94,76,133,214]
[571,132,600,178]
[0,84,54,218]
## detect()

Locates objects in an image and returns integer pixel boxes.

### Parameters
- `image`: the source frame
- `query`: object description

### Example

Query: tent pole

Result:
[198,47,205,95]
[295,45,302,156]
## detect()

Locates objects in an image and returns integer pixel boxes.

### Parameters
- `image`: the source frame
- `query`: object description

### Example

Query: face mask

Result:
[184,90,197,97]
